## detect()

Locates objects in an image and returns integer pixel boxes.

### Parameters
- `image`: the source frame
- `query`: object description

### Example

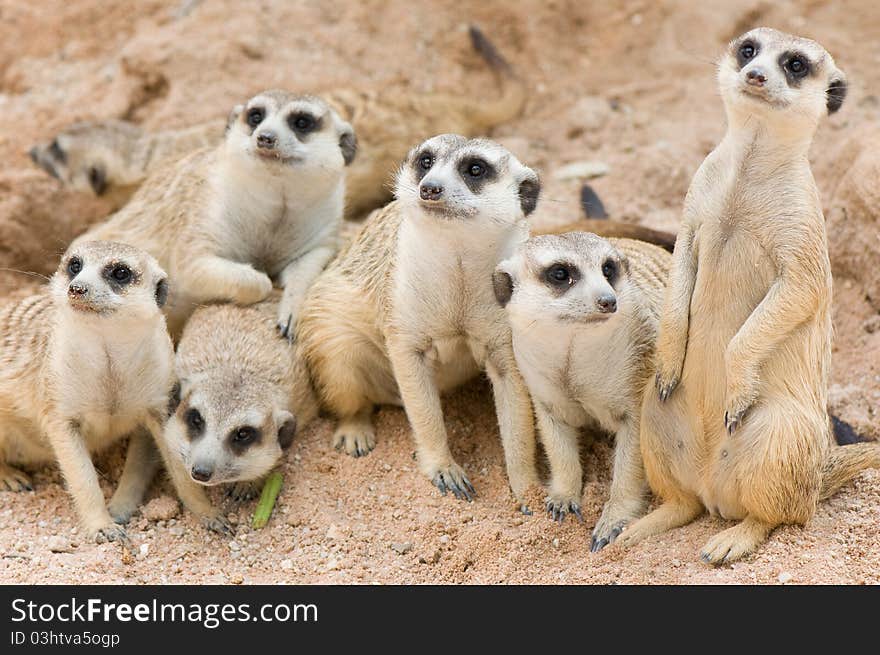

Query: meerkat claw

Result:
[277,315,294,342]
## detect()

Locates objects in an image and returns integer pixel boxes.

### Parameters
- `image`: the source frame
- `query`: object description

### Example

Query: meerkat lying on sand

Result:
[0,241,174,542]
[619,28,880,564]
[76,90,355,337]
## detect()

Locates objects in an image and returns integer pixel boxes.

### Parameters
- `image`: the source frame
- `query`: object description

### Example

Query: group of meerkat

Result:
[6,26,879,566]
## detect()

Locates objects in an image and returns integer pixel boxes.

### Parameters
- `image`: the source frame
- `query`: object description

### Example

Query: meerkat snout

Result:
[419,180,444,202]
[745,68,766,87]
[191,462,214,483]
[256,130,278,150]
[596,292,617,313]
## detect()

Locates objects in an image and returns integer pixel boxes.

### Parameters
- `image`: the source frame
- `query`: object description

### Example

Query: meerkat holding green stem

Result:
[618,28,880,564]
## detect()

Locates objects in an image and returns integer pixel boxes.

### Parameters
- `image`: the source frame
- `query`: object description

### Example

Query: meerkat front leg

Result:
[276,245,336,339]
[107,428,160,524]
[534,402,583,521]
[182,254,273,306]
[147,413,233,535]
[387,337,474,500]
[591,417,648,552]
[654,222,698,400]
[43,418,127,543]
[226,479,262,502]
[723,261,821,432]
[485,354,538,511]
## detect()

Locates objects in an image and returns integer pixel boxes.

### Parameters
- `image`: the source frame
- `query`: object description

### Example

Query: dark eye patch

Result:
[458,156,497,193]
[288,112,320,135]
[228,425,263,455]
[102,261,139,292]
[413,150,434,181]
[49,139,66,163]
[736,40,759,69]
[543,262,580,294]
[779,51,813,86]
[602,258,619,285]
[184,407,205,440]
[246,107,265,130]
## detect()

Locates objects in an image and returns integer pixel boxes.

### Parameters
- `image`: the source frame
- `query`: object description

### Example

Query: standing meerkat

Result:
[298,135,540,506]
[32,27,524,221]
[619,28,880,564]
[29,119,223,210]
[495,232,670,550]
[76,90,356,337]
[0,241,174,542]
[160,293,318,530]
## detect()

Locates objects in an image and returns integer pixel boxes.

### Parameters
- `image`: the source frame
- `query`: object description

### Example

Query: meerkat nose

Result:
[256,131,277,149]
[419,182,444,201]
[67,283,88,298]
[596,294,617,313]
[746,68,767,87]
[191,464,214,483]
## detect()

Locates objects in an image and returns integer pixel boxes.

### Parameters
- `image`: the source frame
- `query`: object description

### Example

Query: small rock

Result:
[280,559,294,571]
[169,526,185,537]
[391,542,413,555]
[138,543,149,558]
[552,538,560,548]
[439,535,450,545]
[228,541,241,552]
[142,496,180,522]
[778,571,793,584]
[553,160,609,181]
[229,574,244,585]
[326,523,345,541]
[47,536,74,553]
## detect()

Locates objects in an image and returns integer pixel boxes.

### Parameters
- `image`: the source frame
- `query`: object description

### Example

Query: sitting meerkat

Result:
[32,27,523,221]
[619,28,880,564]
[298,134,540,506]
[495,232,670,551]
[0,241,174,542]
[76,90,356,337]
[28,119,223,210]
[160,293,318,530]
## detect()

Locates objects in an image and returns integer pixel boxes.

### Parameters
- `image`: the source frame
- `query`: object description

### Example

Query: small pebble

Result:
[142,496,180,522]
[391,542,413,555]
[778,571,793,584]
[47,536,74,553]
[280,559,294,571]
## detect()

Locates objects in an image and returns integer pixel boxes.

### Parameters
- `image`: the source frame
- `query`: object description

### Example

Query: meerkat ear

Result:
[338,122,357,166]
[275,410,297,450]
[226,104,244,132]
[827,73,847,114]
[87,165,107,195]
[518,172,541,216]
[167,381,181,416]
[155,278,169,308]
[492,263,515,308]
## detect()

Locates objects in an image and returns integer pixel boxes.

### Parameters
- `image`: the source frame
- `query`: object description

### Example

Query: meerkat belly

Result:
[425,334,481,393]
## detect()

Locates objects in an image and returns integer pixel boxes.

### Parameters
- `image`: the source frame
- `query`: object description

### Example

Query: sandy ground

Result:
[0,0,879,584]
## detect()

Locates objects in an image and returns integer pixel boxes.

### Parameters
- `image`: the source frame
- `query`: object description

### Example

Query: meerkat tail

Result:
[830,414,870,445]
[533,220,677,253]
[820,443,880,500]
[467,25,527,128]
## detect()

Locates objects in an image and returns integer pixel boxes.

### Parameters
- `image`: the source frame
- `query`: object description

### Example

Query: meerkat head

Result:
[166,374,297,487]
[494,232,627,326]
[225,90,356,173]
[394,134,540,225]
[29,121,144,195]
[51,241,169,322]
[718,28,847,128]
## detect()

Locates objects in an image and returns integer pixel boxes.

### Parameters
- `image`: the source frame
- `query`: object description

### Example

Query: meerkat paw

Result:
[654,335,685,401]
[107,496,139,525]
[723,369,759,434]
[232,270,273,306]
[226,480,260,502]
[699,518,771,565]
[200,512,234,536]
[276,295,299,342]
[591,502,643,552]
[545,495,583,524]
[90,521,129,545]
[431,463,475,502]
[0,464,33,492]
[332,422,376,458]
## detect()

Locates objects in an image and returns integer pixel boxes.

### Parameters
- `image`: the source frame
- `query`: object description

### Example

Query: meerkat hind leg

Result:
[0,463,33,492]
[699,515,774,565]
[616,495,703,549]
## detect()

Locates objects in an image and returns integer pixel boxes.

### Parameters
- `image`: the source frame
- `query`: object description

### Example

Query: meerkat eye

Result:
[466,160,487,178]
[246,107,265,128]
[110,264,132,284]
[418,153,434,171]
[66,257,82,277]
[602,259,618,281]
[739,41,757,61]
[785,55,809,78]
[232,426,258,444]
[546,265,571,285]
[185,408,204,432]
[289,113,316,133]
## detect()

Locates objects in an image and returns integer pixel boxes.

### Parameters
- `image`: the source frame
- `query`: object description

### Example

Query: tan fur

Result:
[159,293,318,531]
[34,27,524,221]
[75,90,353,337]
[298,135,539,506]
[498,233,670,550]
[537,220,677,253]
[619,28,880,564]
[0,241,174,543]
